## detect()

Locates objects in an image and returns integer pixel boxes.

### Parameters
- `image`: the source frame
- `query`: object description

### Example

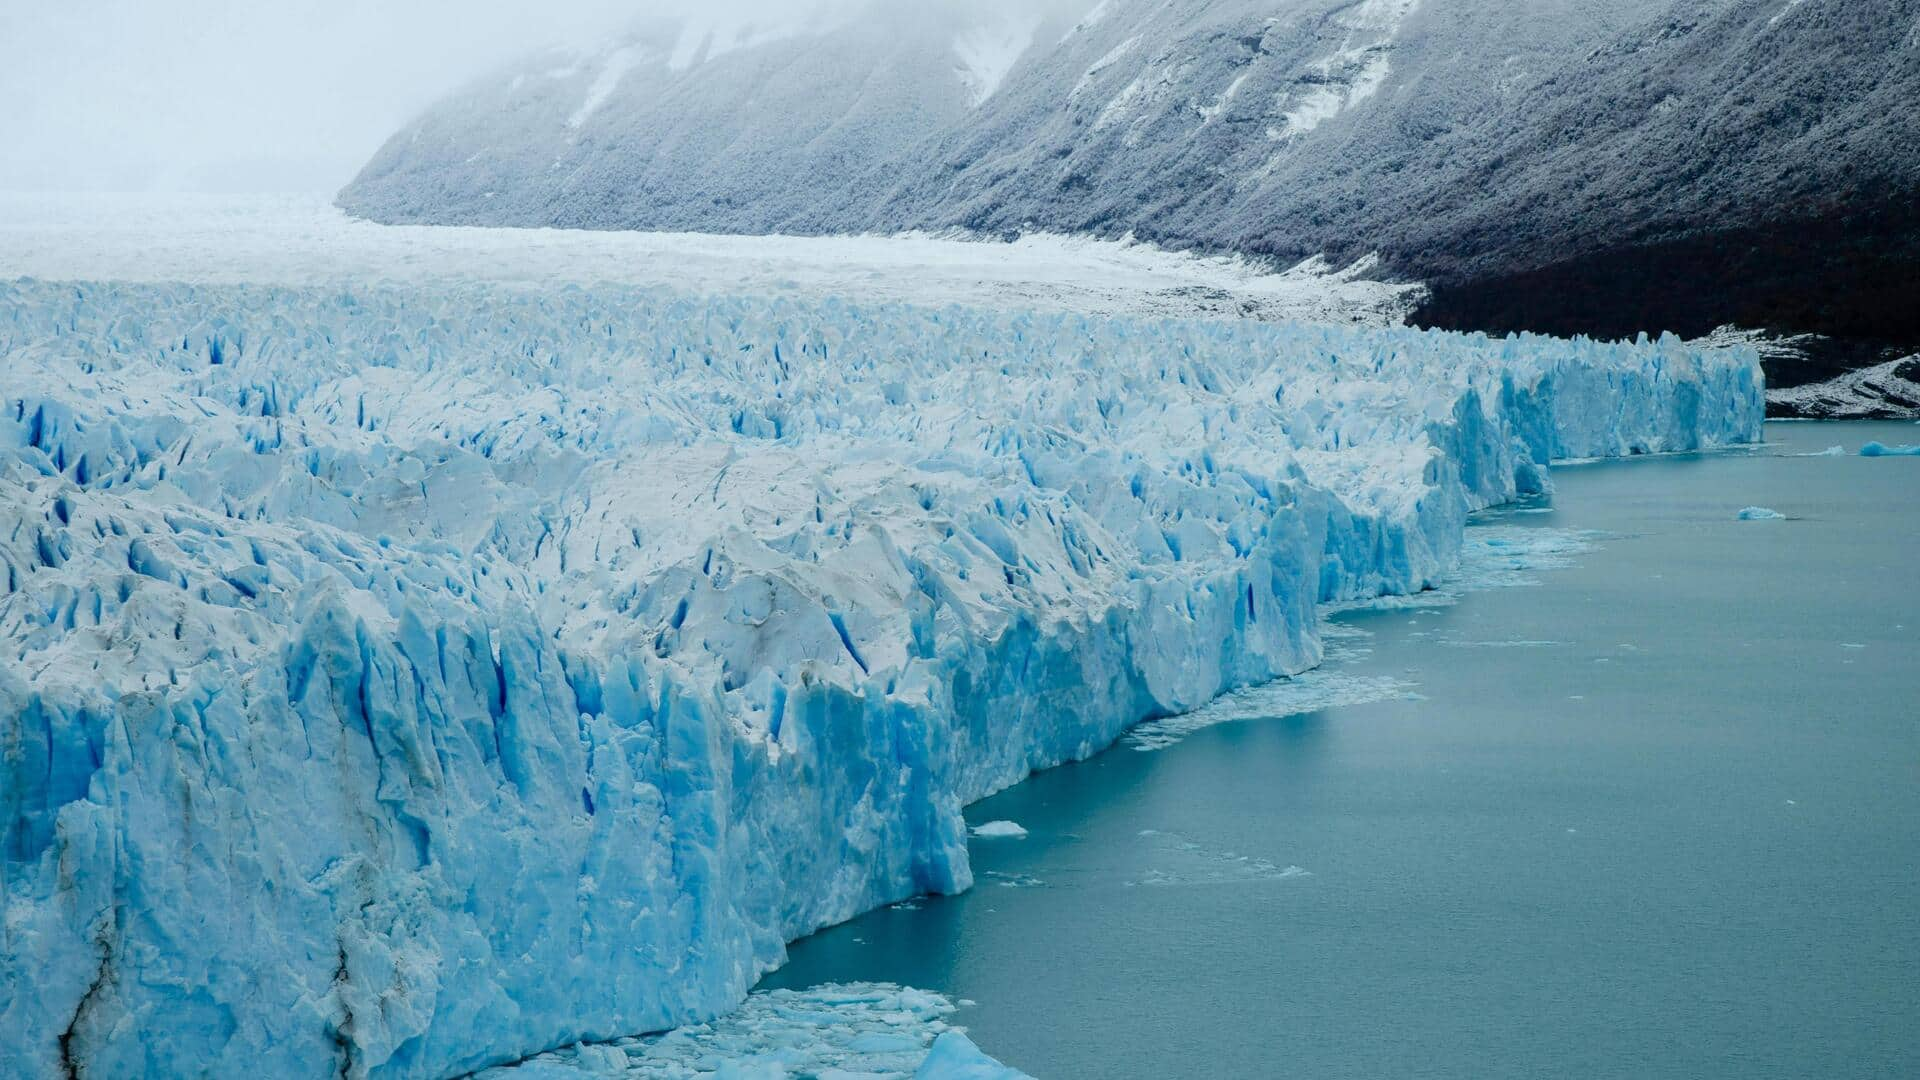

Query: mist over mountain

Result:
[339,0,1920,372]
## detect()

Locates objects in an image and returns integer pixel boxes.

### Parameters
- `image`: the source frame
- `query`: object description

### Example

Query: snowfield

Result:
[0,193,1425,327]
[1,203,1760,1078]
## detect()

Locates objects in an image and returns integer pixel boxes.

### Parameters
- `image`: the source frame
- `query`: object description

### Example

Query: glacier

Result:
[0,273,1760,1078]
[0,193,1429,329]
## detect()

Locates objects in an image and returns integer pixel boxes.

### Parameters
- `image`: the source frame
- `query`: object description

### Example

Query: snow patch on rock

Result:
[569,45,649,128]
[1269,0,1419,141]
[1766,356,1920,420]
[954,12,1042,106]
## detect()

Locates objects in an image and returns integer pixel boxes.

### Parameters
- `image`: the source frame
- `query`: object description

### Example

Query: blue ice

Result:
[0,278,1763,1076]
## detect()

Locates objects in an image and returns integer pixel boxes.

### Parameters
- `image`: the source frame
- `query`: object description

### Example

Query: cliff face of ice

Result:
[0,278,1760,1078]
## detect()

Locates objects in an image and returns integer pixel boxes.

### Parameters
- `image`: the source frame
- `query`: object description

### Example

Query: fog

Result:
[0,0,796,194]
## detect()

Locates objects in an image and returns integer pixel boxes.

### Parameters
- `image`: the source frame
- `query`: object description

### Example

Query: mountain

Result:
[341,1,1081,235]
[338,0,1920,377]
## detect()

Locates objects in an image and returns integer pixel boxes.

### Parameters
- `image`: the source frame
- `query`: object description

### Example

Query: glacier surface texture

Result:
[1,277,1760,1077]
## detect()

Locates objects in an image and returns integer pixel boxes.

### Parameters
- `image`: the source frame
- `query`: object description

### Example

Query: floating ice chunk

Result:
[971,821,1029,839]
[480,984,1027,1078]
[983,871,1045,888]
[1127,829,1309,887]
[1127,666,1418,751]
[1861,441,1920,456]
[1736,506,1785,520]
[915,1031,1033,1080]
[1793,445,1846,457]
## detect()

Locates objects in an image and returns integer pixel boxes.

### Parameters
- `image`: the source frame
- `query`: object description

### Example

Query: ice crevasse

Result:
[0,278,1761,1077]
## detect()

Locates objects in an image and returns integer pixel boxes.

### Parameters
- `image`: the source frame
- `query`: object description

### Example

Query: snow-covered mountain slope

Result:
[342,1,1083,236]
[1691,324,1920,418]
[1766,356,1920,419]
[1395,0,1920,349]
[338,0,1920,361]
[3,219,1759,1076]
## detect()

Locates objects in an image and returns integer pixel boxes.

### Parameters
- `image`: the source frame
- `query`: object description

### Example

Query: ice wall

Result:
[0,279,1761,1078]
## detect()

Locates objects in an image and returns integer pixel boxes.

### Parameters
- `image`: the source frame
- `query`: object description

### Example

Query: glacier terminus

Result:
[1,229,1760,1076]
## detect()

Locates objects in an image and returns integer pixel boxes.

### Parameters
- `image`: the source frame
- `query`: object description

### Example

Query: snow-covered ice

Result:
[0,193,1425,327]
[1,201,1762,1077]
[971,821,1029,839]
[1736,506,1786,520]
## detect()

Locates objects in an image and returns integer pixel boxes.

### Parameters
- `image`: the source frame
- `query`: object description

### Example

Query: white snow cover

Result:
[1765,356,1920,420]
[2,211,1760,1077]
[0,194,1427,327]
[570,46,651,129]
[953,12,1042,106]
[1692,326,1918,422]
[1270,0,1419,140]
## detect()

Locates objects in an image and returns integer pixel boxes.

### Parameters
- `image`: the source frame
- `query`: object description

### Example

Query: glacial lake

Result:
[760,421,1920,1078]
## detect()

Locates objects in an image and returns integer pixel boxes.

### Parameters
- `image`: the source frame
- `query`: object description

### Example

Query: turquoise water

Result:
[760,421,1920,1078]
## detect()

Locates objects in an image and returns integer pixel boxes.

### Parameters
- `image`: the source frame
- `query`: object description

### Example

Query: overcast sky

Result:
[0,1,736,194]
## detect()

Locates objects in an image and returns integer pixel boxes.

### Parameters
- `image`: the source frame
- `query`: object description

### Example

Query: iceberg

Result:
[1736,506,1785,520]
[915,1032,1032,1080]
[0,276,1761,1077]
[1860,441,1920,457]
[971,821,1028,839]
